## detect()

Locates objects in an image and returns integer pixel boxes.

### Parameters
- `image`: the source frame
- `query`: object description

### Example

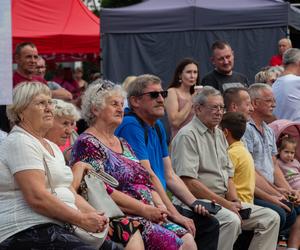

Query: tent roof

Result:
[13,0,100,55]
[289,5,300,31]
[101,0,289,33]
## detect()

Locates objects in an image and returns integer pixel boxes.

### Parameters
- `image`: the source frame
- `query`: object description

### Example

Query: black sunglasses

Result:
[138,90,168,99]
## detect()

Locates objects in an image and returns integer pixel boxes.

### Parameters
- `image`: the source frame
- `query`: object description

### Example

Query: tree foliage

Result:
[101,0,142,8]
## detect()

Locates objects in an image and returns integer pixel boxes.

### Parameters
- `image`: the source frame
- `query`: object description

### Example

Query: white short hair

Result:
[81,79,125,126]
[7,81,51,124]
[52,99,80,121]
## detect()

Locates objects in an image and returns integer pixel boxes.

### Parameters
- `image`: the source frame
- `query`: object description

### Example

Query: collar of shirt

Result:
[248,118,269,136]
[228,140,244,150]
[193,116,211,135]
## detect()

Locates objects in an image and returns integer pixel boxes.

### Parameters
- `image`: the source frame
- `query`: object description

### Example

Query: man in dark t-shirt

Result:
[201,41,249,93]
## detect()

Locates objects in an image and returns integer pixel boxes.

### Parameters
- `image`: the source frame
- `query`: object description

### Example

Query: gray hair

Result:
[248,83,272,100]
[52,99,80,121]
[81,79,125,126]
[283,48,300,66]
[193,86,222,106]
[126,74,162,108]
[7,81,51,124]
[267,65,284,76]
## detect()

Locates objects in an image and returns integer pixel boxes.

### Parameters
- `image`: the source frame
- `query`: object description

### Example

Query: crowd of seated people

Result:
[1,38,300,250]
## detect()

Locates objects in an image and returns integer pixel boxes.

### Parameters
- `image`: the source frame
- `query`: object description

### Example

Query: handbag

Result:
[79,169,124,219]
[43,158,108,248]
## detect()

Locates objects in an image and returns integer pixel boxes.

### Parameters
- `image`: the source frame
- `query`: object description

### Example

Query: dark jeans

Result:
[0,223,116,250]
[233,230,253,250]
[175,205,220,250]
[254,198,297,232]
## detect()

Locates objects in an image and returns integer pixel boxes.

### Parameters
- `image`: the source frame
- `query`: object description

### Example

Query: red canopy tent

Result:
[12,0,100,61]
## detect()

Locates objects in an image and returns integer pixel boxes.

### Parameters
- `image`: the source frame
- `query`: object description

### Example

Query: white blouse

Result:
[0,126,75,243]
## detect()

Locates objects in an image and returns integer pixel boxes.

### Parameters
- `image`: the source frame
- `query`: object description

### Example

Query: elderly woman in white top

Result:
[0,129,7,144]
[45,99,80,163]
[44,98,144,250]
[45,99,80,147]
[0,82,128,250]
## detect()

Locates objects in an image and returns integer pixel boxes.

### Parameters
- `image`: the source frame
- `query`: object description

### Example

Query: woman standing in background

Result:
[165,58,200,140]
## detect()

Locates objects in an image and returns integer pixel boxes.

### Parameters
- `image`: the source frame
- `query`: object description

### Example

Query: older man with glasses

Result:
[171,86,280,250]
[243,83,300,250]
[116,74,220,250]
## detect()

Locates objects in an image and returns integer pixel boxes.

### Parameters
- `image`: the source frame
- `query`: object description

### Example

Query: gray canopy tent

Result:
[101,0,289,86]
[289,5,300,31]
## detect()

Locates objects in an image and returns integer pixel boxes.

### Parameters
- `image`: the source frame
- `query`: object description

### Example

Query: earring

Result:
[18,114,24,122]
[179,79,182,83]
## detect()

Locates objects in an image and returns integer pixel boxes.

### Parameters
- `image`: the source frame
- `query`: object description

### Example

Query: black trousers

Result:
[175,205,220,250]
[0,223,119,250]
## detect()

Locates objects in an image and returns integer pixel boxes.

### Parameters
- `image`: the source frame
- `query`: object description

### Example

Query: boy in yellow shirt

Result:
[220,112,255,203]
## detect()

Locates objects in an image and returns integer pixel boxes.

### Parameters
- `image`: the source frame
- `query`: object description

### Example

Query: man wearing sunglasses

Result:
[116,74,220,250]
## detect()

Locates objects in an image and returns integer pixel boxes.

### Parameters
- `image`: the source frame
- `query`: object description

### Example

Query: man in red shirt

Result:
[13,42,47,87]
[14,43,72,101]
[269,38,292,66]
[35,56,73,101]
[0,43,47,133]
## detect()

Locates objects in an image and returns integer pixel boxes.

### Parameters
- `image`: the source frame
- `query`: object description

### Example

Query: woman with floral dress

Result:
[71,79,196,250]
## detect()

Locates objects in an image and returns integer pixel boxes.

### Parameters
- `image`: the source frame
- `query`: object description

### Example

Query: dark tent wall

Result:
[101,0,289,86]
[289,5,300,31]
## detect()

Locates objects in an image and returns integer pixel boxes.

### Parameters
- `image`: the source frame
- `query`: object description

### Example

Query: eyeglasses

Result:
[256,98,276,104]
[138,90,168,99]
[203,104,225,113]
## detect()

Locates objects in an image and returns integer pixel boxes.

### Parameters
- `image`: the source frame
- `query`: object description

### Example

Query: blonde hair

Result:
[254,70,269,83]
[122,76,137,92]
[7,81,51,124]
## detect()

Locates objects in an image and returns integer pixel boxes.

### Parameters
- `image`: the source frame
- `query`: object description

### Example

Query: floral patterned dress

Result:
[71,133,187,250]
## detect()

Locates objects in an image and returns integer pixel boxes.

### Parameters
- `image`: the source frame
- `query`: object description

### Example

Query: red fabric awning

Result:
[12,0,100,57]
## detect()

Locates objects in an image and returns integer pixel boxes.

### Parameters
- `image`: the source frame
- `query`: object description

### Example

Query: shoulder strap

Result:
[124,110,162,145]
[154,123,163,145]
[43,157,57,195]
[124,110,149,145]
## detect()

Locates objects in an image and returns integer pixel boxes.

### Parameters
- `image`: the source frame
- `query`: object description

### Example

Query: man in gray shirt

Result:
[201,41,248,93]
[171,86,280,250]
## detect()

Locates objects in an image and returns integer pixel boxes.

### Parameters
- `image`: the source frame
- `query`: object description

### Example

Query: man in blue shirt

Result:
[244,83,300,249]
[116,74,221,250]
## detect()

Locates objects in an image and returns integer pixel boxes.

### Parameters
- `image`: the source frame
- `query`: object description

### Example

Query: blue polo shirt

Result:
[243,119,277,183]
[115,114,169,189]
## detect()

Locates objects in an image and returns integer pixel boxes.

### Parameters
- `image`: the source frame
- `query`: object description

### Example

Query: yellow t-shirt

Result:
[228,141,255,203]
